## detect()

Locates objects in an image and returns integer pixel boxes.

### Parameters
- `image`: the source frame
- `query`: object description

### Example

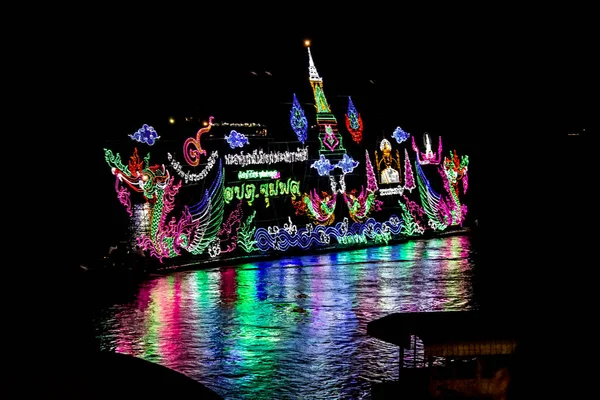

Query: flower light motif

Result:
[335,154,359,174]
[129,124,160,145]
[225,130,249,149]
[392,126,410,144]
[311,154,335,176]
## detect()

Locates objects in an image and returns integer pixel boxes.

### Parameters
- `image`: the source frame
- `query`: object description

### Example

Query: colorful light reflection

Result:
[98,235,475,398]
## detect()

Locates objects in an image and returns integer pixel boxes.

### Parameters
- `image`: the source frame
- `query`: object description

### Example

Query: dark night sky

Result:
[56,12,593,268]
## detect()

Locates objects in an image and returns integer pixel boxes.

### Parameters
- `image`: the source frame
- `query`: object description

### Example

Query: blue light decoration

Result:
[311,154,335,176]
[346,97,360,130]
[290,93,308,144]
[129,124,160,145]
[335,154,359,174]
[392,126,410,144]
[225,130,249,149]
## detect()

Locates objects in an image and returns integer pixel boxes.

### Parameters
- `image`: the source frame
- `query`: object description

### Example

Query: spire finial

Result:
[305,41,322,82]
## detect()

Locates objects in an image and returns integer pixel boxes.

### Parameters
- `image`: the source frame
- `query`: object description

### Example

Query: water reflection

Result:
[96,234,476,399]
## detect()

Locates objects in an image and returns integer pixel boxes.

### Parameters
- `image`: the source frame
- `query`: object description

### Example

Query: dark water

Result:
[93,234,476,399]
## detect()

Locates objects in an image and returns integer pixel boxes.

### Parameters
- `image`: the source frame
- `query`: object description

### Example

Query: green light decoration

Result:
[398,200,425,236]
[237,210,259,253]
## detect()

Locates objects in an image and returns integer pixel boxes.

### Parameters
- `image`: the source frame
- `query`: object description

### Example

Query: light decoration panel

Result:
[311,154,335,176]
[224,178,301,207]
[208,200,244,257]
[104,148,170,201]
[183,116,214,166]
[323,124,340,151]
[224,147,308,167]
[225,130,249,149]
[329,175,346,194]
[335,154,359,174]
[292,190,337,226]
[129,124,160,145]
[290,93,308,144]
[398,200,425,236]
[403,148,416,192]
[133,161,225,261]
[136,176,187,261]
[237,170,280,180]
[415,161,450,231]
[237,210,259,253]
[392,126,410,144]
[412,133,442,165]
[254,215,402,252]
[374,139,402,184]
[168,151,218,184]
[180,161,225,256]
[439,150,470,226]
[365,151,379,193]
[345,96,363,144]
[343,187,383,223]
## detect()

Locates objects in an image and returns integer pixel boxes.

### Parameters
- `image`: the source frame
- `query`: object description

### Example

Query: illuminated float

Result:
[103,42,471,265]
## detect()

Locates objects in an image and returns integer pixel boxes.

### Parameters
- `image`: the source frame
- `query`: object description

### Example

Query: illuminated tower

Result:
[305,41,357,193]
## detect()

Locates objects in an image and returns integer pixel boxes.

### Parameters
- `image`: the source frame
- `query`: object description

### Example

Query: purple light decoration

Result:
[225,130,249,149]
[129,124,160,145]
[335,154,359,174]
[311,155,335,176]
[392,126,410,144]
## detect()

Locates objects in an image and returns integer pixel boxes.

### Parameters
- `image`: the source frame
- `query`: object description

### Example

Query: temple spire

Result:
[306,46,322,82]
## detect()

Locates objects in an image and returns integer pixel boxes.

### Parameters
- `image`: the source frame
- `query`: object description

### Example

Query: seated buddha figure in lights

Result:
[375,139,400,184]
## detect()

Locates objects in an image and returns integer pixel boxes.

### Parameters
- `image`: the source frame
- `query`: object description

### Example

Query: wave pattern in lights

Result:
[254,215,402,251]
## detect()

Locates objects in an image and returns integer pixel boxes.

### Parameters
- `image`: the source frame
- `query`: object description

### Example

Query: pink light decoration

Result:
[183,116,214,166]
[462,172,468,194]
[412,134,442,165]
[217,201,244,253]
[115,181,132,216]
[365,150,378,192]
[403,148,415,192]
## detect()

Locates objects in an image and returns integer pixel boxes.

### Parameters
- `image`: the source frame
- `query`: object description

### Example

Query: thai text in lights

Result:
[224,147,308,167]
[224,178,301,207]
[238,170,280,180]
